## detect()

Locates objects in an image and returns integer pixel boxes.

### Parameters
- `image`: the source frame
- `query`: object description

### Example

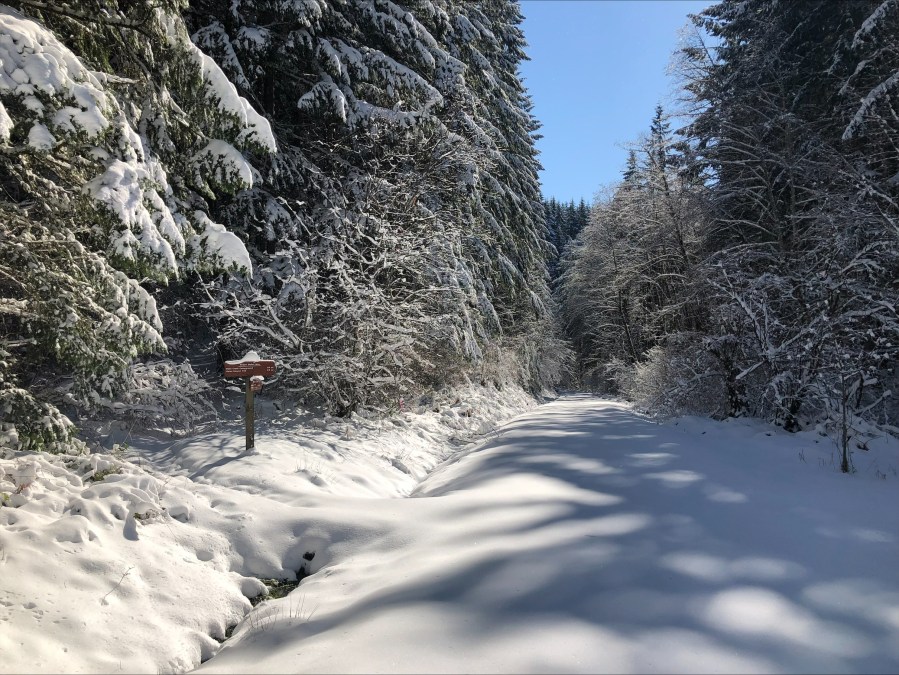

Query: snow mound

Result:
[0,384,535,673]
[0,453,252,672]
[8,391,895,673]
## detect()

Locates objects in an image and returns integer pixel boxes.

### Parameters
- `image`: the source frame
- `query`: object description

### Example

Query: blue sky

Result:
[519,0,711,203]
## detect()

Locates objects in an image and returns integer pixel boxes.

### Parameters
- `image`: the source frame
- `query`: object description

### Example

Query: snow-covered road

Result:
[200,396,899,674]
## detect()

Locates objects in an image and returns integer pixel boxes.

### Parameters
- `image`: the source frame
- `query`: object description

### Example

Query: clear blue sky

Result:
[519,0,711,204]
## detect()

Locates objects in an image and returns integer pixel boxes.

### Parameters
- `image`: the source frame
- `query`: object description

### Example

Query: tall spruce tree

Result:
[187,0,559,412]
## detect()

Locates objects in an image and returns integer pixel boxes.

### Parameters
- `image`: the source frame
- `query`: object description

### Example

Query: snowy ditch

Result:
[0,384,537,673]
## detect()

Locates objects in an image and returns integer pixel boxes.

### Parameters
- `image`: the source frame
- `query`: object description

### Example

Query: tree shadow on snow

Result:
[211,397,899,673]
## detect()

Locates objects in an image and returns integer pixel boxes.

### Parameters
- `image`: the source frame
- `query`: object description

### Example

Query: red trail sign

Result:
[224,359,276,378]
[223,353,276,450]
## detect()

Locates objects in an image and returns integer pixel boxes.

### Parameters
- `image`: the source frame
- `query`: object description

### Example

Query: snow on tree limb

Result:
[843,70,899,141]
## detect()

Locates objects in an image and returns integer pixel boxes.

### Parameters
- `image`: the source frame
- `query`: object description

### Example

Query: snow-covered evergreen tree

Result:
[557,107,704,395]
[544,197,589,278]
[442,0,559,389]
[0,1,273,452]
[187,0,559,411]
[2,0,561,447]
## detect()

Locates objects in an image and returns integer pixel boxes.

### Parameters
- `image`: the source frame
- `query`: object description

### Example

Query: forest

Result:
[2,3,898,672]
[2,0,899,473]
[0,0,564,455]
[559,0,899,471]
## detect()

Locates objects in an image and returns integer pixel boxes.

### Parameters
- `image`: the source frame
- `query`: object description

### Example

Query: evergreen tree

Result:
[557,108,705,398]
[0,1,272,452]
[543,197,588,280]
[187,0,559,411]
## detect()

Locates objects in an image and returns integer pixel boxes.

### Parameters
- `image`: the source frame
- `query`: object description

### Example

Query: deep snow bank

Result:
[3,393,898,674]
[0,384,535,673]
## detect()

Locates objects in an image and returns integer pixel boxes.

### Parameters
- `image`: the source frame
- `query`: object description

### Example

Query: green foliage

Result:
[0,1,272,452]
[188,0,558,411]
[89,466,123,482]
[544,197,590,277]
[2,0,558,448]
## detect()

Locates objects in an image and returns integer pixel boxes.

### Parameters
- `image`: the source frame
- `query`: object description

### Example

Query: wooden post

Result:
[223,353,275,453]
[245,377,255,451]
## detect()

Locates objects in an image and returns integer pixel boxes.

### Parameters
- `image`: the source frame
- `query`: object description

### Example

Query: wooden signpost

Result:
[224,352,276,450]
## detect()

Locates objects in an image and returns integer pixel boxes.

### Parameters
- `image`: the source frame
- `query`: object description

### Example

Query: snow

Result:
[25,122,53,150]
[192,139,255,188]
[852,0,897,48]
[85,159,180,272]
[189,211,253,274]
[191,22,251,91]
[2,393,898,673]
[0,7,110,136]
[298,80,348,122]
[51,95,109,136]
[155,12,275,152]
[843,70,899,141]
[228,351,262,364]
[0,101,12,142]
[187,41,276,152]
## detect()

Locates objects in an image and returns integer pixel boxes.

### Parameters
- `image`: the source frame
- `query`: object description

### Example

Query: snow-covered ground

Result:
[2,393,898,673]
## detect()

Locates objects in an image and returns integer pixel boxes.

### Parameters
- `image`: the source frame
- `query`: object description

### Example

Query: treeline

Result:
[559,0,899,468]
[543,198,589,277]
[0,0,563,453]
